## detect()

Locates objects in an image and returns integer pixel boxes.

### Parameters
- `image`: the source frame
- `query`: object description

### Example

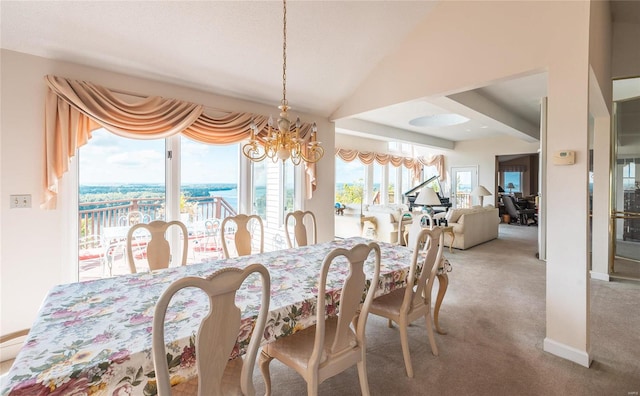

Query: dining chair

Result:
[126,220,189,273]
[369,227,444,378]
[284,210,317,248]
[259,241,381,396]
[0,328,29,375]
[118,210,150,226]
[152,263,270,396]
[220,214,264,258]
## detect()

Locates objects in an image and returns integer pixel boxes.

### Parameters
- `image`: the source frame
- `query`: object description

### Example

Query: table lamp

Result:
[507,182,515,194]
[471,185,492,206]
[415,187,441,214]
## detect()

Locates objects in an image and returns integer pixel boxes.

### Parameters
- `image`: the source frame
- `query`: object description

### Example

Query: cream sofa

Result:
[436,205,500,250]
[334,204,411,244]
[362,204,412,244]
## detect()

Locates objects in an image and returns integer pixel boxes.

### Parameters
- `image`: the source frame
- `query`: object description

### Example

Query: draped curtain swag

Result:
[499,164,527,172]
[335,148,445,183]
[43,75,317,209]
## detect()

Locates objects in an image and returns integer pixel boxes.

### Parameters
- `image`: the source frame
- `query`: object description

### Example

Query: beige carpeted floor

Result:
[254,224,640,395]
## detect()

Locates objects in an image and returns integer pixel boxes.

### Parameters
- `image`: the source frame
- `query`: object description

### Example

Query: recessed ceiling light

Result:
[409,113,469,128]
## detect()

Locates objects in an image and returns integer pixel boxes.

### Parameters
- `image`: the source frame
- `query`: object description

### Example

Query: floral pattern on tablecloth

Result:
[2,237,416,396]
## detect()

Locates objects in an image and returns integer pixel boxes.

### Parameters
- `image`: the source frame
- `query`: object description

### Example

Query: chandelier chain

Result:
[281,0,287,107]
[241,0,324,165]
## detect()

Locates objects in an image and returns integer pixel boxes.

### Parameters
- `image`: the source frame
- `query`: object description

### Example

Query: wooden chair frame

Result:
[153,264,270,396]
[284,210,317,248]
[126,220,188,273]
[220,214,264,258]
[369,227,444,378]
[259,242,381,396]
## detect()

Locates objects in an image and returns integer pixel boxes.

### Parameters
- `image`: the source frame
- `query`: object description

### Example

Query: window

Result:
[253,160,268,219]
[335,157,365,205]
[622,162,636,191]
[77,129,294,281]
[401,166,412,196]
[372,162,383,204]
[283,160,295,218]
[503,171,522,193]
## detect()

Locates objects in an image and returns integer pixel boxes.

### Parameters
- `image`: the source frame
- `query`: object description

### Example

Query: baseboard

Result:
[589,271,610,281]
[543,337,591,367]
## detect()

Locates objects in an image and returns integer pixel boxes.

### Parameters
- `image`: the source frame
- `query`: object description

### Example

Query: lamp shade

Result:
[471,185,492,197]
[498,186,505,193]
[415,187,441,206]
[507,182,515,189]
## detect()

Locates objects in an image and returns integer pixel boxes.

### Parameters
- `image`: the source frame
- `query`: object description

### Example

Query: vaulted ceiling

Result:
[2,1,638,151]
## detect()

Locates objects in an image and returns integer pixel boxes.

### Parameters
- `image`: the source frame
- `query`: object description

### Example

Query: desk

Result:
[2,237,445,396]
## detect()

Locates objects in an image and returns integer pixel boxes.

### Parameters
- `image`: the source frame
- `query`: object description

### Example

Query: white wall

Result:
[447,136,540,203]
[612,21,640,79]
[0,50,335,339]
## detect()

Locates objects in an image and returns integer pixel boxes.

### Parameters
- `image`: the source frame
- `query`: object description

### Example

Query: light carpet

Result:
[253,224,640,395]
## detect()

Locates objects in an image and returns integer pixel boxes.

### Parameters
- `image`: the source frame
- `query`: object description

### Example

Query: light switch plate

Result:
[10,194,32,208]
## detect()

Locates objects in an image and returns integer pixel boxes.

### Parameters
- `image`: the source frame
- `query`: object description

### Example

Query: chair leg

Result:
[425,311,439,357]
[357,355,371,396]
[259,350,274,396]
[398,321,414,378]
[387,318,393,328]
[306,377,319,396]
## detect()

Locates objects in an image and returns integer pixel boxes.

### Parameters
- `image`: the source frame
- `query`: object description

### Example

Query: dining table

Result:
[1,237,451,396]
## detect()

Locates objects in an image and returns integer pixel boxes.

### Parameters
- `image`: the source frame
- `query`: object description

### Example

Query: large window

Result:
[335,158,365,205]
[77,129,295,281]
[283,160,295,219]
[503,171,522,193]
[253,160,268,219]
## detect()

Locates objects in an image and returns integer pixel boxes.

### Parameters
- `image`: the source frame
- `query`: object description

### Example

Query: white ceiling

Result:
[1,1,637,151]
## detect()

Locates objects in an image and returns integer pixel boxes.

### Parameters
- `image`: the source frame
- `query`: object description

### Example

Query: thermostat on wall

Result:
[553,150,575,165]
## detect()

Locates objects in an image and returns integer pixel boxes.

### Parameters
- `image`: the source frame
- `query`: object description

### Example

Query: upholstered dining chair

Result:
[152,264,270,396]
[220,214,264,258]
[284,210,317,248]
[369,227,444,378]
[259,242,381,396]
[126,220,189,273]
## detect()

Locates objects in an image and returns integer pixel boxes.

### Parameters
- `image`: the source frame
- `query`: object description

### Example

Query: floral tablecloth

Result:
[1,237,416,396]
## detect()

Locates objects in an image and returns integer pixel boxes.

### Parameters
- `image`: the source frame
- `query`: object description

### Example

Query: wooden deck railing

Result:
[79,197,237,237]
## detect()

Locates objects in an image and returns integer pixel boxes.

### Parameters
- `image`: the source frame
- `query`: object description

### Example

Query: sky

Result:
[79,129,239,185]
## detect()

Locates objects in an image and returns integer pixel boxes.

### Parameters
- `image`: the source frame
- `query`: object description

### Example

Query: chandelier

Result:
[242,0,324,165]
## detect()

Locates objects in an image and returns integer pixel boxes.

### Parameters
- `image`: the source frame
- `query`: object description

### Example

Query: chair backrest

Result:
[403,227,444,314]
[284,210,317,248]
[153,264,270,396]
[406,213,435,249]
[118,210,150,226]
[309,242,381,371]
[503,195,521,217]
[126,220,189,273]
[220,214,264,258]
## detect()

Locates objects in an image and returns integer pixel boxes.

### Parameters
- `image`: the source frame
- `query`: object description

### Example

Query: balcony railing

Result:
[79,196,237,238]
[454,192,473,208]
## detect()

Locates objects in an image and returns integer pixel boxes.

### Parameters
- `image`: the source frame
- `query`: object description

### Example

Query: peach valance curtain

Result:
[43,75,317,209]
[335,148,445,183]
[417,154,446,182]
